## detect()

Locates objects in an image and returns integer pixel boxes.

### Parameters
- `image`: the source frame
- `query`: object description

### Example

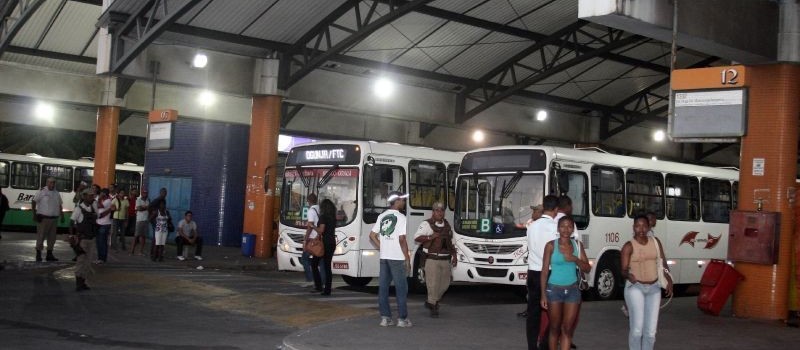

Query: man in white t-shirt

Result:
[175,211,203,261]
[369,191,412,328]
[131,189,150,256]
[32,177,63,262]
[526,195,559,350]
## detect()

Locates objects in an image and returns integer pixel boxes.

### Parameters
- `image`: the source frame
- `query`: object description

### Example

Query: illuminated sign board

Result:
[286,144,361,166]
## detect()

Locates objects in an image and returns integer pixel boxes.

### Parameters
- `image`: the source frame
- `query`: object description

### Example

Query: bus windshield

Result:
[456,174,545,238]
[280,167,359,229]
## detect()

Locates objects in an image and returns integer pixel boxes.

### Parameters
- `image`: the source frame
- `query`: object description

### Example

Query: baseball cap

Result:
[387,191,408,205]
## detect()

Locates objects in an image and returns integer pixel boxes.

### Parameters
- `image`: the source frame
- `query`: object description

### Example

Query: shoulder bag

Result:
[574,240,589,291]
[305,235,324,257]
[653,237,672,289]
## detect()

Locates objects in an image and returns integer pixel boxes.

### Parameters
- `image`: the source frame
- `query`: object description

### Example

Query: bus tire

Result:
[408,250,427,294]
[341,275,371,287]
[593,256,621,301]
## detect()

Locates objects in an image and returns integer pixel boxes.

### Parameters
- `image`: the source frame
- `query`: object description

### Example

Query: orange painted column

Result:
[243,95,281,258]
[732,64,799,320]
[93,105,120,188]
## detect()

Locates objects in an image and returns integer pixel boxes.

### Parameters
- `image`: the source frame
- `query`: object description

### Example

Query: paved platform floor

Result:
[1,231,799,349]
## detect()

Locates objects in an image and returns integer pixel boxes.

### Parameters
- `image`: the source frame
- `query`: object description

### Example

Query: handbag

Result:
[573,240,589,291]
[305,236,324,257]
[653,237,672,289]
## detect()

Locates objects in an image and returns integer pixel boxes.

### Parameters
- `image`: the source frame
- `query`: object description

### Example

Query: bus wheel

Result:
[409,251,427,294]
[341,275,372,287]
[593,258,620,301]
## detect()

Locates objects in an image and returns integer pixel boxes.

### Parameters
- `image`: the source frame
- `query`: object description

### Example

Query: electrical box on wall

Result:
[728,210,780,265]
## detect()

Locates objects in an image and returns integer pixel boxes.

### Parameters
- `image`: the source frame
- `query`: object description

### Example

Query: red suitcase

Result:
[698,259,744,316]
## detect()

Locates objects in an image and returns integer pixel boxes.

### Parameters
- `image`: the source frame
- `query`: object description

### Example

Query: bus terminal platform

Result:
[1,232,799,349]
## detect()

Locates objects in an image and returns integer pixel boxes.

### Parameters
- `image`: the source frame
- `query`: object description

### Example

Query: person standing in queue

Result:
[148,188,168,257]
[70,189,97,291]
[131,189,150,256]
[310,199,337,295]
[150,201,170,262]
[369,191,412,328]
[540,216,590,350]
[526,195,559,350]
[413,201,456,318]
[518,204,544,318]
[94,188,114,264]
[548,195,581,349]
[302,193,320,289]
[0,187,9,240]
[621,214,673,350]
[31,177,63,262]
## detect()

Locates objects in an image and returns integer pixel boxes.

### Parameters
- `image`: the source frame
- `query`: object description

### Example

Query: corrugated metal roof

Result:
[242,0,347,44]
[429,0,489,14]
[438,33,531,79]
[10,0,63,47]
[38,1,100,55]
[517,0,578,35]
[390,47,442,71]
[350,12,446,54]
[589,68,666,106]
[180,0,278,35]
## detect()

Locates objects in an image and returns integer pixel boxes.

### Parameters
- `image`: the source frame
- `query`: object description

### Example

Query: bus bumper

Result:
[276,249,304,272]
[452,263,528,286]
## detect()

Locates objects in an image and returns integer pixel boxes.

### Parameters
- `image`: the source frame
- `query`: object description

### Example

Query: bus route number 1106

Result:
[605,232,620,243]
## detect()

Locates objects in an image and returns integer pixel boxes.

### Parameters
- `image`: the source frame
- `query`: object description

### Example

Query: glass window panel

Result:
[115,170,141,192]
[455,174,544,238]
[362,165,405,224]
[562,171,590,230]
[0,161,8,187]
[409,161,446,210]
[41,165,73,192]
[11,162,40,190]
[666,174,700,221]
[280,167,360,228]
[591,166,625,217]
[447,164,459,211]
[626,170,664,218]
[701,178,732,223]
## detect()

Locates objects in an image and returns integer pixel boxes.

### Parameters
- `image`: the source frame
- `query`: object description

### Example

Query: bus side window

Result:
[0,161,9,188]
[409,161,446,210]
[591,166,624,217]
[11,162,40,190]
[666,174,699,221]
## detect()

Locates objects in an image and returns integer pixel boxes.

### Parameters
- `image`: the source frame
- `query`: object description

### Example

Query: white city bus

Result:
[453,146,738,299]
[0,152,143,228]
[276,141,462,289]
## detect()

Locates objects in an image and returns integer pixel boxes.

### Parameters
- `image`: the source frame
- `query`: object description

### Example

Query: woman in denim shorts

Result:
[540,216,590,350]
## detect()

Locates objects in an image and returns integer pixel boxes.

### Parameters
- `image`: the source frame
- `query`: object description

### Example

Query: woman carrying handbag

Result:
[621,214,673,350]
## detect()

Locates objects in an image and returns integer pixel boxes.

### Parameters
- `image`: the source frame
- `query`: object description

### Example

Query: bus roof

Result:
[464,145,739,180]
[0,152,144,172]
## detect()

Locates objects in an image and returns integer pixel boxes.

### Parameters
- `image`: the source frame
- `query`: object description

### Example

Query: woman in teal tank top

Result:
[540,216,590,350]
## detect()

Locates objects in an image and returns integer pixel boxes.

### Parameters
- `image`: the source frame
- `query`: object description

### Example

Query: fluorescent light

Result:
[373,77,394,99]
[472,130,485,142]
[197,90,215,107]
[653,130,665,141]
[651,156,658,161]
[192,53,208,68]
[34,102,55,121]
[536,110,548,121]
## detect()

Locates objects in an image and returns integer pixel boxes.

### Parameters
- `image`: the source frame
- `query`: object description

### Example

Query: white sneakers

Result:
[177,256,202,261]
[379,317,394,327]
[380,317,412,328]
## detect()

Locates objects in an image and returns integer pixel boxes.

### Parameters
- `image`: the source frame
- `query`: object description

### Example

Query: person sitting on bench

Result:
[175,211,203,261]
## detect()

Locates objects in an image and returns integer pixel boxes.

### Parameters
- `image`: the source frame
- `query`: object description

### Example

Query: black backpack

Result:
[77,204,98,239]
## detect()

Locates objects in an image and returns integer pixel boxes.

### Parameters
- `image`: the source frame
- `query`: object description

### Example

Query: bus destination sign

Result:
[287,144,361,166]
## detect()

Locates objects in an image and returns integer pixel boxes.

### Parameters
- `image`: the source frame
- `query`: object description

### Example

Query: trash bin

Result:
[698,259,744,316]
[241,233,255,257]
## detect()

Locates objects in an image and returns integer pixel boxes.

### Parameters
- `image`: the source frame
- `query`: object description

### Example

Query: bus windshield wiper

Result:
[501,172,522,199]
[318,165,339,188]
[297,166,312,188]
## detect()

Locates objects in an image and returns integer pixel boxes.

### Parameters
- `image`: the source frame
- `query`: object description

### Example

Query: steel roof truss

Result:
[457,24,642,123]
[282,0,433,89]
[109,0,201,74]
[0,0,44,58]
[280,102,304,129]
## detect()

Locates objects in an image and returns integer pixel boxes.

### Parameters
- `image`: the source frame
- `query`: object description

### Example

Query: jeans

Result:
[378,259,408,319]
[96,224,110,261]
[300,251,314,282]
[625,281,661,350]
[175,236,204,257]
[112,219,127,250]
[311,245,333,293]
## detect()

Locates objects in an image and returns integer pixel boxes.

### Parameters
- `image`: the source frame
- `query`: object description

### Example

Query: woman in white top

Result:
[150,201,170,262]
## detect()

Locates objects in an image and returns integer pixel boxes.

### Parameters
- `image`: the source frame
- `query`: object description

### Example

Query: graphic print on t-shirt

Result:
[379,214,398,238]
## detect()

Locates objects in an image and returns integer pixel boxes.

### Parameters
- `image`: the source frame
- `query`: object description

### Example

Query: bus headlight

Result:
[335,246,343,255]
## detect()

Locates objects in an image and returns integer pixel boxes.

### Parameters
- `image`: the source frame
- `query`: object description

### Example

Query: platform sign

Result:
[147,122,173,150]
[670,88,747,139]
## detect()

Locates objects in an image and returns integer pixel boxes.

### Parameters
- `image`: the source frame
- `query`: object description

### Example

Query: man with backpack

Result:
[70,189,98,291]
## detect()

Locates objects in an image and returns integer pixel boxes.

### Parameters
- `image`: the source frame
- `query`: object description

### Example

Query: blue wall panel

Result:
[144,120,249,246]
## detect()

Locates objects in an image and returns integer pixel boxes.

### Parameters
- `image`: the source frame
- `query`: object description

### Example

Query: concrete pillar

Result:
[732,64,799,320]
[243,58,281,258]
